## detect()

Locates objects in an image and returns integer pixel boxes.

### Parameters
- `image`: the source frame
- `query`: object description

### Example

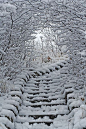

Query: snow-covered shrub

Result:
[73,105,86,129]
[0,79,14,94]
[43,56,52,63]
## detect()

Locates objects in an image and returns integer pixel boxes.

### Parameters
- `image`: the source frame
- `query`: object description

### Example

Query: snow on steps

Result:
[0,61,85,129]
[15,64,70,128]
[0,61,66,129]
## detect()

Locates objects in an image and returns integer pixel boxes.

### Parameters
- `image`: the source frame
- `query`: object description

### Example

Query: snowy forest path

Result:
[0,61,75,129]
[14,61,73,129]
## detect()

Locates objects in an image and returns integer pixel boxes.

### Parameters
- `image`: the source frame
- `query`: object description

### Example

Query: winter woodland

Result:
[0,0,86,129]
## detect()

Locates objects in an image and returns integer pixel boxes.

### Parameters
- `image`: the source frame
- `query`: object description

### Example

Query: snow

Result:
[2,103,18,115]
[5,99,19,109]
[16,122,54,129]
[0,123,7,129]
[69,100,82,110]
[42,0,53,2]
[10,96,22,103]
[9,91,22,98]
[0,0,85,128]
[0,49,6,55]
[0,117,14,129]
[79,50,86,57]
[73,105,86,129]
[0,109,15,121]
[0,60,86,129]
[53,115,70,129]
[0,3,16,12]
[14,81,25,86]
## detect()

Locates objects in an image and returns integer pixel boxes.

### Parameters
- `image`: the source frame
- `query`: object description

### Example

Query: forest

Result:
[0,0,86,129]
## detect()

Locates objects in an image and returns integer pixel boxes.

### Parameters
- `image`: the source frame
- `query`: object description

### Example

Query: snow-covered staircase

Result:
[16,74,69,125]
[15,62,70,129]
[0,61,85,129]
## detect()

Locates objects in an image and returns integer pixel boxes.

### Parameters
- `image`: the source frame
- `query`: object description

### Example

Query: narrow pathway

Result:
[15,62,71,129]
[0,61,77,129]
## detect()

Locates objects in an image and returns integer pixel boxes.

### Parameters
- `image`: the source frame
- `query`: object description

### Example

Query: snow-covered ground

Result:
[0,60,86,129]
[0,0,86,128]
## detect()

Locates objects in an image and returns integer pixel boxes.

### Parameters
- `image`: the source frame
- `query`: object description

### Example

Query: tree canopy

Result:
[0,0,86,89]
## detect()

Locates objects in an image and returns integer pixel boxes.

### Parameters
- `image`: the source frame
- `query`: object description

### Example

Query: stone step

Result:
[23,99,66,106]
[24,90,62,94]
[23,92,64,98]
[24,85,63,89]
[19,109,69,118]
[25,95,64,101]
[16,115,53,124]
[20,105,68,111]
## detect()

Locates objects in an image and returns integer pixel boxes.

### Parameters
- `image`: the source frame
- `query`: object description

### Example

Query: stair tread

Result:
[19,109,69,116]
[23,100,65,106]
